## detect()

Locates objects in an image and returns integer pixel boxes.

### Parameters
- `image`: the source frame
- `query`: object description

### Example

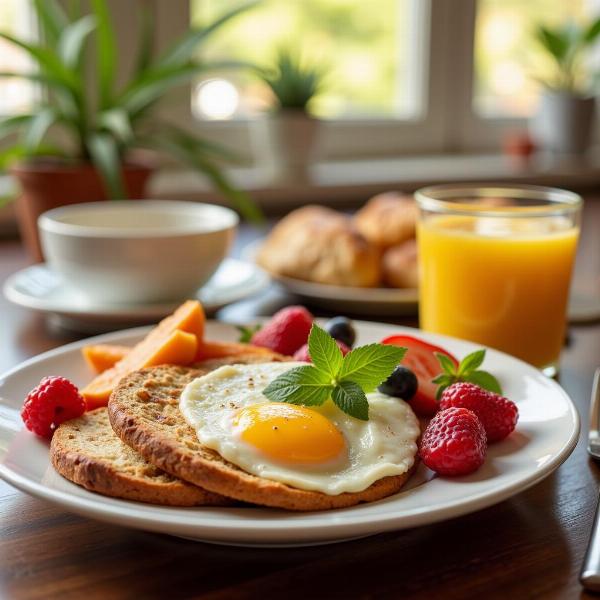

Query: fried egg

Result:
[179,362,420,495]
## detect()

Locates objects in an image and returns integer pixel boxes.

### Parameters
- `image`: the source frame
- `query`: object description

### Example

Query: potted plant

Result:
[531,18,600,155]
[0,0,260,261]
[258,48,326,183]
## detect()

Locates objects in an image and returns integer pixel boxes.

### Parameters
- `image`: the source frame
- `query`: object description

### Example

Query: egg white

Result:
[179,362,420,495]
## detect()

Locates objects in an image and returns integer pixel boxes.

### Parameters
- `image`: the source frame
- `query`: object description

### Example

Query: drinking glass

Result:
[415,184,582,376]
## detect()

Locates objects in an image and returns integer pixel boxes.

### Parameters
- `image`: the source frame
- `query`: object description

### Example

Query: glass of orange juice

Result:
[415,184,582,376]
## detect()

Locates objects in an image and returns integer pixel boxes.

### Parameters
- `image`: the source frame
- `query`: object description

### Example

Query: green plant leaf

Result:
[583,18,600,45]
[465,370,503,395]
[332,380,369,421]
[143,132,263,222]
[0,32,78,90]
[190,155,263,223]
[57,14,96,69]
[155,120,245,163]
[34,0,69,44]
[435,352,456,375]
[22,107,58,152]
[133,2,154,77]
[91,0,116,108]
[261,47,327,110]
[535,25,570,64]
[0,70,75,94]
[67,0,82,20]
[87,133,125,198]
[338,344,406,392]
[458,349,486,376]
[307,323,342,377]
[262,365,332,406]
[0,143,66,169]
[0,114,34,139]
[158,1,257,68]
[98,108,133,143]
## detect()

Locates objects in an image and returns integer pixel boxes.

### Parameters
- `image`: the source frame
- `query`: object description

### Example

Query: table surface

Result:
[1,202,600,600]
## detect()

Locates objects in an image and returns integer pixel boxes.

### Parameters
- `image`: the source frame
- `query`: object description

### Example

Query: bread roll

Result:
[382,239,419,289]
[354,192,417,248]
[257,205,381,287]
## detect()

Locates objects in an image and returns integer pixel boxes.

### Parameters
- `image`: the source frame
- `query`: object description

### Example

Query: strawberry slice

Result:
[381,334,458,417]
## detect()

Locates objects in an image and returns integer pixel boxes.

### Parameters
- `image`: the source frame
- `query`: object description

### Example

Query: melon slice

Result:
[195,340,274,361]
[82,344,130,373]
[81,300,205,409]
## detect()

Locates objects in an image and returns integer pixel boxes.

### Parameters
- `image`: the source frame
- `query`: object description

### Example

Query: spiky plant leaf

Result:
[91,0,116,108]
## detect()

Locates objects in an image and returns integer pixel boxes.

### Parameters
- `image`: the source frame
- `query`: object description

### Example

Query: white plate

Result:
[0,320,579,547]
[3,259,269,329]
[243,240,418,316]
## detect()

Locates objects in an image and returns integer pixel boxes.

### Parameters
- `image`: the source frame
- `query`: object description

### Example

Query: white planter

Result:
[253,110,320,184]
[531,91,596,155]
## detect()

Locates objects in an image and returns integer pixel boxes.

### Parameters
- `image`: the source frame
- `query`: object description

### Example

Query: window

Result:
[173,0,598,160]
[156,0,438,159]
[3,1,597,166]
[190,0,420,120]
[474,0,592,118]
[0,0,36,115]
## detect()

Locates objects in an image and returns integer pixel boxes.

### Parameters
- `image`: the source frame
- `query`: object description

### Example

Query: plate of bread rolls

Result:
[252,192,419,315]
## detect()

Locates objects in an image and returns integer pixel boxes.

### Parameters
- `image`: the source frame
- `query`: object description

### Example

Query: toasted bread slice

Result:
[51,408,232,506]
[108,355,414,511]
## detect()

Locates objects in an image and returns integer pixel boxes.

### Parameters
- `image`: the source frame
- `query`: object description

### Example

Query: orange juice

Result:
[418,215,579,369]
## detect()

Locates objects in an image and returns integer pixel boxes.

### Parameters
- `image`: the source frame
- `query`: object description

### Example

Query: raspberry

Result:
[293,340,350,362]
[440,382,518,443]
[419,407,486,476]
[21,376,86,438]
[251,306,313,356]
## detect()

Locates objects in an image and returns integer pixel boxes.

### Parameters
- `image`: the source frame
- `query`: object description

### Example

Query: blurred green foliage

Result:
[192,0,407,118]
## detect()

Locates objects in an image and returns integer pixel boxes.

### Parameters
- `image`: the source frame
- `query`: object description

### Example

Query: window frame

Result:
[1,0,536,161]
[152,0,467,161]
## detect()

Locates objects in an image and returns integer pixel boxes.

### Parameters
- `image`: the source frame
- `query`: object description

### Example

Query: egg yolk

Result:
[234,402,346,464]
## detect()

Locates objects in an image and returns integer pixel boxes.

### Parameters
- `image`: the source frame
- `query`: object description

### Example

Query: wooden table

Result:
[1,202,600,600]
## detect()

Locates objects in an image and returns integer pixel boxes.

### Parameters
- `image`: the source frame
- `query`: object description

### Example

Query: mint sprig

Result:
[237,324,261,343]
[432,349,502,399]
[262,324,406,420]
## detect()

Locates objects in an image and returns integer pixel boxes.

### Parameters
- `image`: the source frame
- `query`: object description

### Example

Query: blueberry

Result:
[378,366,418,400]
[325,316,356,348]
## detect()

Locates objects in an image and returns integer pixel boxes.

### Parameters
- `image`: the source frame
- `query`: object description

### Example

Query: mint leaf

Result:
[466,370,503,395]
[332,380,369,421]
[435,352,456,375]
[237,324,260,343]
[432,373,453,386]
[432,347,503,399]
[262,366,332,406]
[436,382,451,400]
[308,323,343,377]
[338,344,406,392]
[458,349,486,376]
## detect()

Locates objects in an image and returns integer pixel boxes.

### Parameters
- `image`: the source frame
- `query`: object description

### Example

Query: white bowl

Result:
[38,200,238,304]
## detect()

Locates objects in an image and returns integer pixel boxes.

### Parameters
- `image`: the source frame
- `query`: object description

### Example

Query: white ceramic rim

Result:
[2,259,270,317]
[38,200,239,238]
[243,239,418,304]
[0,321,580,544]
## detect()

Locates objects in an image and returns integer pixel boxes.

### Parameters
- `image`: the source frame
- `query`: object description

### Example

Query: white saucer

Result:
[0,320,579,546]
[3,259,270,330]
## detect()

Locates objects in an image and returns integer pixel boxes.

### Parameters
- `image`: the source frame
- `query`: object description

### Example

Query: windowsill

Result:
[150,151,600,211]
[2,151,600,236]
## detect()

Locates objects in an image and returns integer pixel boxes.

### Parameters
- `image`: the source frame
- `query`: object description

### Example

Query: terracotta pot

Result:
[11,160,154,262]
